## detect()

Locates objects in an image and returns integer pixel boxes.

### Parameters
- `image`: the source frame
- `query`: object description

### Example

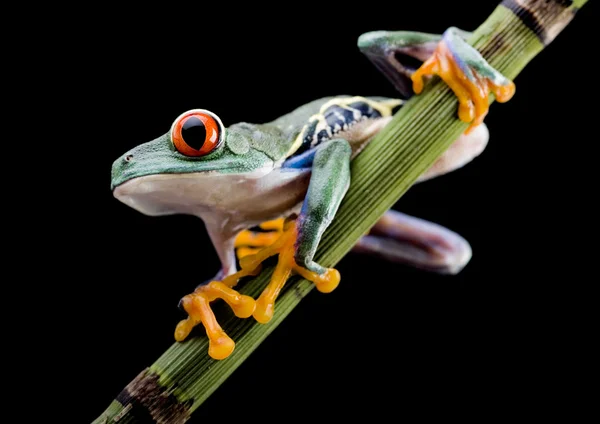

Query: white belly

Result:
[113,166,311,231]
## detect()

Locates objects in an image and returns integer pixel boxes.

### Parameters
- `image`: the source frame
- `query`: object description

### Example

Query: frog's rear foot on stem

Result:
[359,26,515,131]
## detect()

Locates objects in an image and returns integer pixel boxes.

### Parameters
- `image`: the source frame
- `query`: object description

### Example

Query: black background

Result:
[47,1,594,421]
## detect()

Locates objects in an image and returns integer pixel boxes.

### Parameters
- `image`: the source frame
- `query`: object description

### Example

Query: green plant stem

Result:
[93,1,587,423]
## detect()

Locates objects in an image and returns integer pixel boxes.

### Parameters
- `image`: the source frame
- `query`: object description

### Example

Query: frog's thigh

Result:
[416,123,489,183]
[354,210,472,275]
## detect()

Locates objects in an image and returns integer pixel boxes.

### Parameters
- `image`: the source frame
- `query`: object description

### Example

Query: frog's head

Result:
[111,109,277,216]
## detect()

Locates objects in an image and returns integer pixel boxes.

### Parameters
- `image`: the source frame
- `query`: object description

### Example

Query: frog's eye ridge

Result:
[171,109,224,157]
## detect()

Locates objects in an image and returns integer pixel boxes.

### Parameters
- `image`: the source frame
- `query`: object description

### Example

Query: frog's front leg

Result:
[250,139,352,323]
[175,222,261,360]
[359,27,515,132]
[175,140,350,359]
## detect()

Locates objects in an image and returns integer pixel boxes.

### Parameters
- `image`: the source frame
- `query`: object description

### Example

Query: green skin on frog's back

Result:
[111,27,515,360]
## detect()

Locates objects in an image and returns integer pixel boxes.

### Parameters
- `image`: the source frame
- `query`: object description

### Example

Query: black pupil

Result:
[181,117,207,151]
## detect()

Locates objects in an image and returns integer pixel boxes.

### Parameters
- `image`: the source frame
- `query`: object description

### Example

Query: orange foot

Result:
[411,29,516,134]
[249,219,341,324]
[175,217,340,360]
[175,268,260,360]
[234,218,286,260]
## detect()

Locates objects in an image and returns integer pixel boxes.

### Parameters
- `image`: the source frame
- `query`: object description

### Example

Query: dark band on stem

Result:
[113,368,191,424]
[502,0,579,44]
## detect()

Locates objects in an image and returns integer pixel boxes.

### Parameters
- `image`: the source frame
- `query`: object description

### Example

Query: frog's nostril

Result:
[125,154,134,162]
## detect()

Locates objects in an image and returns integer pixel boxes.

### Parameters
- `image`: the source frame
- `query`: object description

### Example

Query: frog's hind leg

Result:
[354,210,472,275]
[358,29,446,99]
[411,27,515,132]
[416,121,488,183]
[359,27,515,132]
[353,120,489,274]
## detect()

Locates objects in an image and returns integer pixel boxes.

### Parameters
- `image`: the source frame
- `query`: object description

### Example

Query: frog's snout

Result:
[111,152,135,190]
[118,152,135,166]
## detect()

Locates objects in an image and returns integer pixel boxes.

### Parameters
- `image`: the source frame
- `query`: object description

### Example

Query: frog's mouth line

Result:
[110,165,258,192]
[113,170,217,195]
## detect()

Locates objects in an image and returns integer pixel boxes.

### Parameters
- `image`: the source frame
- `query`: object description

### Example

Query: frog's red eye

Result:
[171,109,224,157]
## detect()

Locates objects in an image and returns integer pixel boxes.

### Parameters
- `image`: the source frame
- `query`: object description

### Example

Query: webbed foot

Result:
[233,216,339,324]
[411,27,515,133]
[175,217,340,360]
[234,218,285,260]
[249,218,340,324]
[175,264,261,360]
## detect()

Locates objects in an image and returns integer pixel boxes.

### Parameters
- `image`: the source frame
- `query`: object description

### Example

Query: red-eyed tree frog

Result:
[111,27,515,360]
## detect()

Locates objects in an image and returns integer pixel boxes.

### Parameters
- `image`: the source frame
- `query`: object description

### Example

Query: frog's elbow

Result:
[438,238,472,275]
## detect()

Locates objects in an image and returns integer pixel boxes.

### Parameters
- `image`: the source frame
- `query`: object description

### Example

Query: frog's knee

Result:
[455,123,489,160]
[417,123,489,182]
[437,237,472,275]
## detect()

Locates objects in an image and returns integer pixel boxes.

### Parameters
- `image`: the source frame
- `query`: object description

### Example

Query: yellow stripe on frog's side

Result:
[285,96,403,158]
[317,96,402,116]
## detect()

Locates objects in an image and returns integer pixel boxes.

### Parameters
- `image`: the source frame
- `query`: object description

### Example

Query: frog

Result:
[111,27,515,360]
